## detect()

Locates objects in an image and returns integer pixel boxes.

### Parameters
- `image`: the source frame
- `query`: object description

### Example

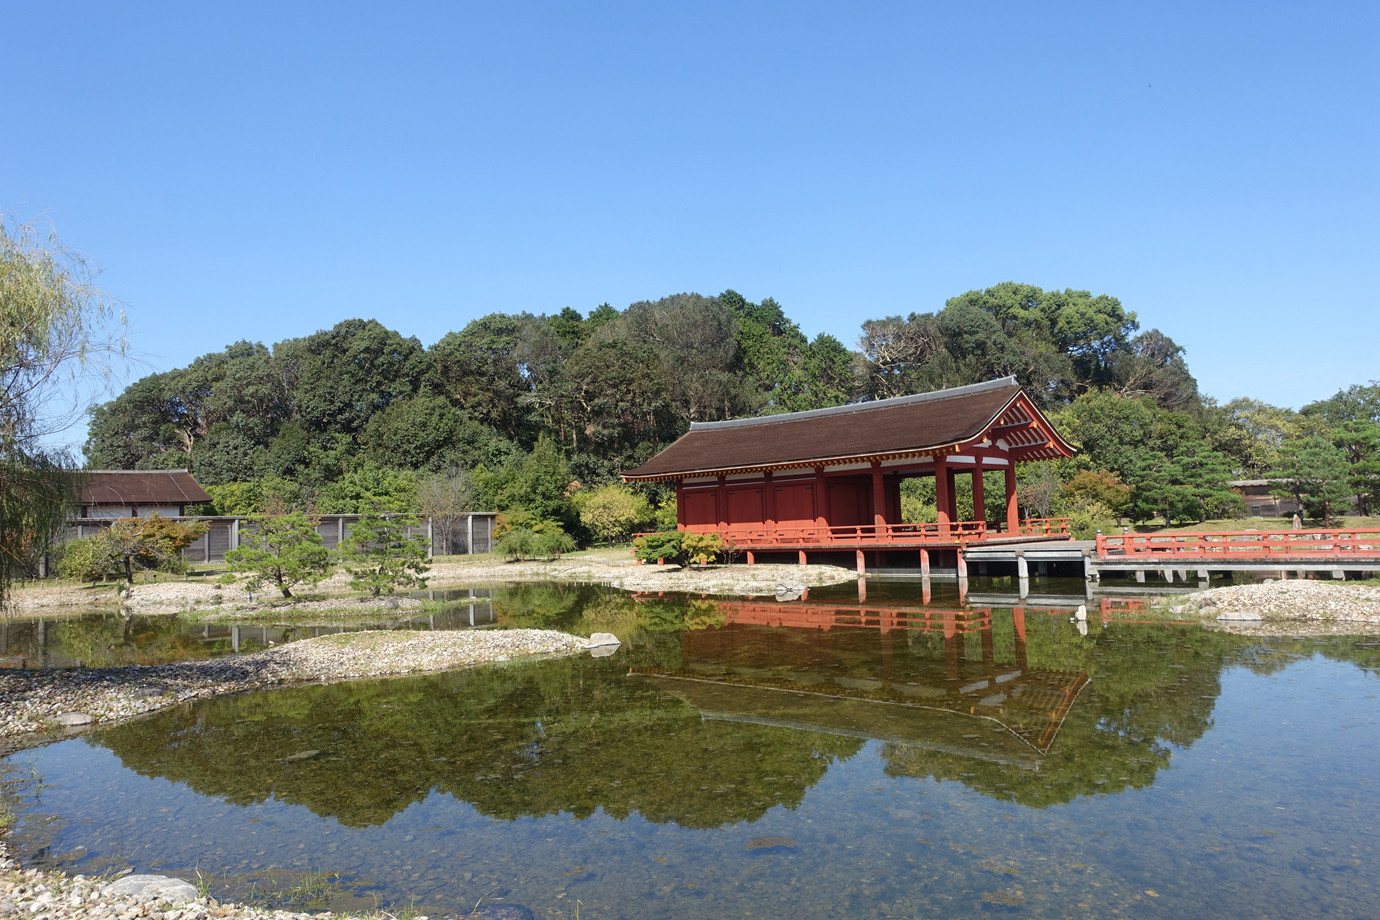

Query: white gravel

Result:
[0,629,589,746]
[1178,580,1380,626]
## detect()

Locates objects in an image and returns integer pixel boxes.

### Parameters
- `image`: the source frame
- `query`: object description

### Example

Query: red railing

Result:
[1096,528,1380,559]
[1015,518,1072,538]
[684,517,1070,547]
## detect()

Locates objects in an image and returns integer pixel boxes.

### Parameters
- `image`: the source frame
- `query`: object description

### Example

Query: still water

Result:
[4,581,1380,919]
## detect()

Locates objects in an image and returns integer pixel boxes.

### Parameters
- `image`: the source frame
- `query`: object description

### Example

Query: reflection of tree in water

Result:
[11,614,245,668]
[883,620,1241,806]
[93,648,859,830]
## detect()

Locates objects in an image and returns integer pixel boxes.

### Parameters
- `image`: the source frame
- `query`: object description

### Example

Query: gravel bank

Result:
[0,844,372,920]
[1,629,594,919]
[1176,580,1380,632]
[7,551,855,618]
[0,628,589,749]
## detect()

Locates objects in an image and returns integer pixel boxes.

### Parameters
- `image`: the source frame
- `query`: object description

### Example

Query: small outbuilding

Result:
[623,377,1075,559]
[79,469,211,519]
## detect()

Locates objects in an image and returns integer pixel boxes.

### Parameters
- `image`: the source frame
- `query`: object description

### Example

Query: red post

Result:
[856,549,866,575]
[746,551,755,566]
[871,462,886,531]
[1004,465,1019,534]
[971,467,985,530]
[716,475,728,531]
[763,470,776,533]
[934,455,951,538]
[799,550,807,566]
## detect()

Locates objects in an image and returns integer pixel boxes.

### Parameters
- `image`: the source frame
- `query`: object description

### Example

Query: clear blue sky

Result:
[5,1,1376,450]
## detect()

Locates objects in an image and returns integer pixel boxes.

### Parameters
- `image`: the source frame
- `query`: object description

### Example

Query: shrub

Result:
[633,531,684,564]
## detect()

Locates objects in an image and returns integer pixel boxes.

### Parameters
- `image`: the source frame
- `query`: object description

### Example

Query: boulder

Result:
[1217,609,1263,621]
[104,875,199,904]
[49,712,92,727]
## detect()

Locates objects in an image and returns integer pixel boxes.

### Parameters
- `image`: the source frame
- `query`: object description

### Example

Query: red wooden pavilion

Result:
[623,377,1076,561]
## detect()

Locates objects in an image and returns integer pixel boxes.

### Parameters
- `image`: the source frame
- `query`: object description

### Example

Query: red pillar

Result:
[716,475,728,531]
[763,470,776,533]
[971,467,985,530]
[856,549,866,575]
[871,462,886,531]
[934,455,951,538]
[814,466,829,530]
[1004,465,1019,534]
[675,479,685,530]
[946,468,959,525]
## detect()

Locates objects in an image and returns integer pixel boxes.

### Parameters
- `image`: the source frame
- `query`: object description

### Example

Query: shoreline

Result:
[1,628,603,919]
[5,578,1380,920]
[5,550,859,619]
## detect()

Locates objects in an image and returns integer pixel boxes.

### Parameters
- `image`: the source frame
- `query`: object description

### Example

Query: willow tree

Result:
[1,215,126,605]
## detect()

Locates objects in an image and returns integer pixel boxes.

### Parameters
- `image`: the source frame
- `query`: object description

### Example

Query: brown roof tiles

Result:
[624,378,1071,480]
[81,470,211,506]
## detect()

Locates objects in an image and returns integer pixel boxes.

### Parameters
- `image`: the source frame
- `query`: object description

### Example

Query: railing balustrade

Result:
[671,517,1070,547]
[1096,528,1380,559]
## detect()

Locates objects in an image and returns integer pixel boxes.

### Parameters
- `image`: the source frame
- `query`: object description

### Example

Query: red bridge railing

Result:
[692,518,1070,547]
[1096,528,1380,559]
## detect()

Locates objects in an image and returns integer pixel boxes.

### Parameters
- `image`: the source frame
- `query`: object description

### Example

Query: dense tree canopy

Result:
[81,282,1378,531]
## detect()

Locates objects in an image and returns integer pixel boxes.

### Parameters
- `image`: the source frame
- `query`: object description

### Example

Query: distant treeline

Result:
[85,283,1379,528]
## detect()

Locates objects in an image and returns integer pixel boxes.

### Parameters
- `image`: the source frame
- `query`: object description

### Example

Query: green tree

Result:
[274,319,431,440]
[486,435,576,526]
[1272,436,1354,527]
[225,511,334,598]
[576,483,650,545]
[1173,444,1243,523]
[2,216,126,603]
[1332,421,1380,516]
[341,510,430,596]
[494,513,577,561]
[62,514,208,583]
[316,464,417,514]
[1064,469,1133,523]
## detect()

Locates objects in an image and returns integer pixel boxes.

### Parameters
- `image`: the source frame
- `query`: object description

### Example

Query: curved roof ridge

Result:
[689,376,1019,432]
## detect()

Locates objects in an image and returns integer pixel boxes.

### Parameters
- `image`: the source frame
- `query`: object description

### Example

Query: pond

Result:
[0,588,499,668]
[4,581,1380,919]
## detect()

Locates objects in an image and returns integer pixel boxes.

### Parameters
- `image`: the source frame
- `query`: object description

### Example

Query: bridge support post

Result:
[1163,569,1174,583]
[957,552,968,578]
[920,548,930,578]
[1135,570,1145,583]
[799,550,807,566]
[746,551,755,566]
[856,550,866,575]
[1332,569,1345,579]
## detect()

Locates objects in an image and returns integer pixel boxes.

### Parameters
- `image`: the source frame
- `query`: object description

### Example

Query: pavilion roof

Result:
[623,377,1074,481]
[81,469,211,506]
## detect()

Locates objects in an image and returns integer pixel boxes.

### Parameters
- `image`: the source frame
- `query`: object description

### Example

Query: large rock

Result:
[104,874,199,903]
[582,634,621,653]
[1217,609,1263,621]
[49,712,92,727]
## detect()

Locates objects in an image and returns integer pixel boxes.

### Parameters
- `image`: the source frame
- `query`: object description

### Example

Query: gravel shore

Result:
[7,550,856,619]
[1174,580,1380,633]
[5,571,1377,919]
[0,628,589,748]
[0,628,597,919]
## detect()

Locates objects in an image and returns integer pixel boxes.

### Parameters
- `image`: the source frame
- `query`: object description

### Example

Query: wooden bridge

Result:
[929,527,1380,586]
[1089,527,1380,582]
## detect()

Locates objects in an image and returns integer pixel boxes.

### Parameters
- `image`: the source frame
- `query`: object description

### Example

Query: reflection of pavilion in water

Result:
[631,597,1090,766]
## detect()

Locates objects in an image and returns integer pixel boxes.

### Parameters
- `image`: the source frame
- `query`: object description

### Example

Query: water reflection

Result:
[0,589,498,668]
[6,583,1380,919]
